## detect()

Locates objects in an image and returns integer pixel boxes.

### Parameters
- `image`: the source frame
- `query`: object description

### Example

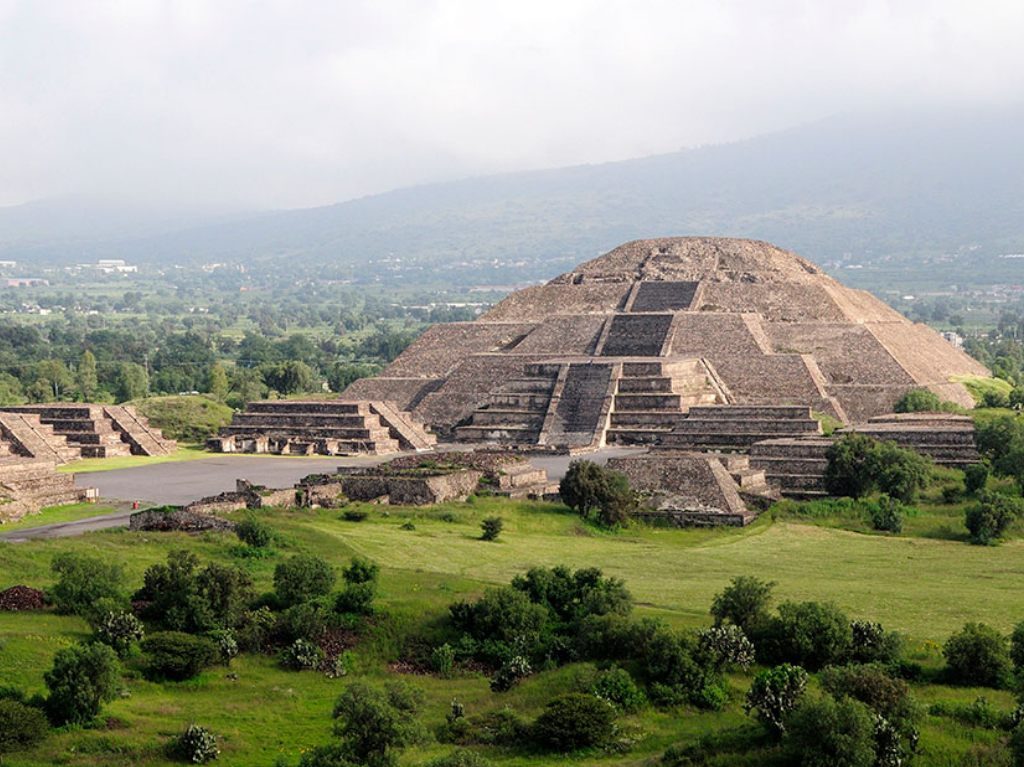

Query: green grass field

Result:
[0,502,119,532]
[2,497,1023,765]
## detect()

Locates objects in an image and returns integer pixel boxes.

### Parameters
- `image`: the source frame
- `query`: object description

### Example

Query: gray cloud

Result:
[1,0,1022,208]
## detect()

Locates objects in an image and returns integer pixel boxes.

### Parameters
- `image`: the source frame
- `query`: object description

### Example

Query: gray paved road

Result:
[1,446,647,541]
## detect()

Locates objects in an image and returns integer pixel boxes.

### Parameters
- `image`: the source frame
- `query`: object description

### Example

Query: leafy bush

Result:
[329,681,423,767]
[142,632,220,681]
[44,642,121,725]
[276,601,327,643]
[489,656,531,692]
[943,622,1011,687]
[94,609,145,657]
[282,639,324,671]
[696,624,755,671]
[559,460,636,527]
[274,554,336,607]
[531,693,615,751]
[343,557,379,586]
[710,575,774,634]
[480,516,503,541]
[869,495,904,533]
[928,696,1008,729]
[969,491,1024,545]
[1012,621,1024,673]
[592,666,646,712]
[974,414,1024,491]
[235,516,273,548]
[511,565,632,624]
[820,664,918,731]
[785,695,877,767]
[438,707,528,747]
[136,550,253,632]
[342,509,369,522]
[744,663,808,736]
[894,388,942,412]
[431,643,456,678]
[334,557,379,616]
[49,552,126,618]
[758,601,853,670]
[965,463,991,495]
[235,607,276,652]
[449,587,547,662]
[171,724,220,763]
[849,620,902,664]
[0,699,49,754]
[824,434,930,502]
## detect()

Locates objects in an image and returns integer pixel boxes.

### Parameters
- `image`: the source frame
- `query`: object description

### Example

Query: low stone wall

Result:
[129,508,236,533]
[339,469,483,505]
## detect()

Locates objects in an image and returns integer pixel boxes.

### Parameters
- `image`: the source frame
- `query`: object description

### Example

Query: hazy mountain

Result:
[4,105,1024,288]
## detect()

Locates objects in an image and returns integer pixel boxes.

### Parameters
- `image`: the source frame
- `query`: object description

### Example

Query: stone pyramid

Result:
[345,237,989,448]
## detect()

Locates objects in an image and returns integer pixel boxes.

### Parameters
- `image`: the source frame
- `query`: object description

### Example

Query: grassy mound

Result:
[952,374,1014,404]
[130,395,233,442]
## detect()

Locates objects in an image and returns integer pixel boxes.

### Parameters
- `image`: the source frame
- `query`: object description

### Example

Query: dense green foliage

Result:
[943,623,1011,687]
[136,550,253,632]
[0,699,49,754]
[43,643,121,725]
[530,693,615,751]
[559,461,636,527]
[49,552,126,618]
[141,632,220,681]
[825,433,932,502]
[274,554,336,608]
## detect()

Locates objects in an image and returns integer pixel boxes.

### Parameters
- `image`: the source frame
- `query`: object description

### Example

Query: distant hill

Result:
[3,104,1024,289]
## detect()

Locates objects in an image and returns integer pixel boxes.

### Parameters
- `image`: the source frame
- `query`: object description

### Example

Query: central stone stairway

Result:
[1,404,175,459]
[606,359,727,445]
[456,364,560,444]
[0,412,80,463]
[660,405,822,452]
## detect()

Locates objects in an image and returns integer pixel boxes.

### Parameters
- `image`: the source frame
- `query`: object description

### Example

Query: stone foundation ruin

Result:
[0,457,97,524]
[210,400,436,456]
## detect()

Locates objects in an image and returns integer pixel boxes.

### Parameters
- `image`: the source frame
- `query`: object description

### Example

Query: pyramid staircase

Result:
[103,406,177,456]
[606,359,727,445]
[0,412,81,463]
[660,405,823,452]
[2,404,175,458]
[455,364,560,444]
[748,437,834,497]
[214,400,433,455]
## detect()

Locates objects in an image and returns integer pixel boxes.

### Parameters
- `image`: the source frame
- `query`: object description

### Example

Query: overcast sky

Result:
[1,0,1023,209]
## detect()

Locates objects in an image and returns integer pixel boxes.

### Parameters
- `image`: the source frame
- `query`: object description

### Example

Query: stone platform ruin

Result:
[0,404,176,461]
[0,457,97,523]
[210,400,436,456]
[345,237,989,450]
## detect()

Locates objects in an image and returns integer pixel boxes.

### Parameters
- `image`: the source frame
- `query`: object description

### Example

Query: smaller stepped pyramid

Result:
[0,458,97,523]
[1,404,176,459]
[211,400,436,456]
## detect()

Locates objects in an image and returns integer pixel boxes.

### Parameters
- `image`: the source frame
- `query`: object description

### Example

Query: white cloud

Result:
[1,0,1022,207]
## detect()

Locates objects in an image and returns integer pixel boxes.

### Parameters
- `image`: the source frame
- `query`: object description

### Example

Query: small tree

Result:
[335,556,379,616]
[329,681,423,767]
[965,491,1023,545]
[760,601,853,670]
[142,632,220,681]
[894,388,942,413]
[559,460,635,527]
[744,663,808,736]
[825,433,879,498]
[964,463,990,495]
[44,643,121,725]
[0,699,49,754]
[1011,620,1024,673]
[207,362,229,402]
[274,554,336,607]
[710,575,774,634]
[872,442,930,503]
[77,349,99,401]
[785,695,877,767]
[869,495,904,534]
[236,516,273,548]
[531,693,616,751]
[480,517,504,541]
[49,552,126,618]
[943,622,1011,688]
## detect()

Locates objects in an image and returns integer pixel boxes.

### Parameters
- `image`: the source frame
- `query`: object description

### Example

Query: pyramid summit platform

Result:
[344,237,990,449]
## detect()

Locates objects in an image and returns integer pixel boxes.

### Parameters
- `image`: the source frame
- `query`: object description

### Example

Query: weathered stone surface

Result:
[129,507,236,533]
[348,237,989,448]
[0,458,96,523]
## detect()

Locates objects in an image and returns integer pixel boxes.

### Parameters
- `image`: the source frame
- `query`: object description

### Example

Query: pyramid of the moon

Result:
[344,237,990,448]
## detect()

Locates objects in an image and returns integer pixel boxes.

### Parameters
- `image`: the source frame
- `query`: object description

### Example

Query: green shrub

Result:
[894,388,942,412]
[142,632,220,681]
[965,462,991,495]
[744,663,808,736]
[511,565,632,624]
[559,460,636,527]
[928,696,1007,729]
[49,552,126,618]
[966,491,1024,545]
[206,629,238,663]
[824,434,930,502]
[438,707,528,747]
[758,601,853,670]
[1012,621,1024,673]
[44,642,121,725]
[592,666,646,712]
[0,699,49,754]
[489,656,531,692]
[235,607,276,652]
[696,624,756,670]
[849,620,902,664]
[531,693,615,751]
[274,554,336,607]
[343,557,379,586]
[820,664,918,731]
[431,643,456,678]
[710,575,774,634]
[869,495,904,533]
[943,622,1011,687]
[342,509,369,522]
[136,550,253,632]
[235,516,273,548]
[480,516,503,541]
[276,601,327,643]
[171,724,220,763]
[329,681,423,767]
[94,609,145,657]
[282,639,324,671]
[785,695,877,767]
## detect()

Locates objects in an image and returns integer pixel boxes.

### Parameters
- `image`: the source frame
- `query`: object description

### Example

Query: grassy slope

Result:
[2,498,1023,766]
[0,502,119,532]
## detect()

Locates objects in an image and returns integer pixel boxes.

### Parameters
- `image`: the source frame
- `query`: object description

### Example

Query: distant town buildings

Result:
[72,259,138,274]
[5,277,48,287]
[942,331,964,348]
